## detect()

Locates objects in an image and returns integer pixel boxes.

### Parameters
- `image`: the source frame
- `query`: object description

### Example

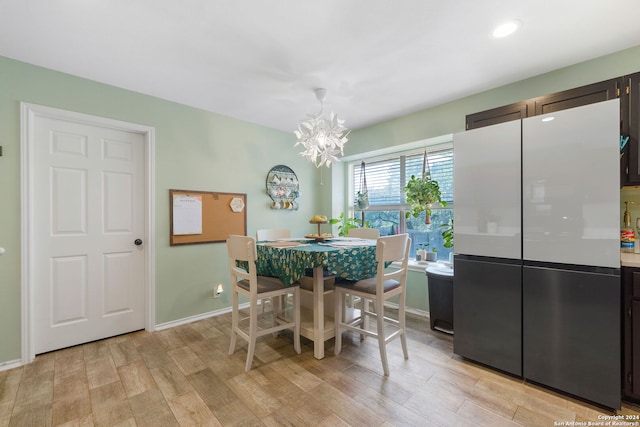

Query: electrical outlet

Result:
[213,283,224,298]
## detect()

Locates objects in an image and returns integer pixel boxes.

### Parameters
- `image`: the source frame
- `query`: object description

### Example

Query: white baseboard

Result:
[154,302,250,331]
[0,359,23,372]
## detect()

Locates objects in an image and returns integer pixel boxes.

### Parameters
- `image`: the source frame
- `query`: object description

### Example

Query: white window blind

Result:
[353,148,454,208]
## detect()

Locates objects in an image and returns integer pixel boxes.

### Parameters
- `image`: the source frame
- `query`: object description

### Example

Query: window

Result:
[349,145,453,261]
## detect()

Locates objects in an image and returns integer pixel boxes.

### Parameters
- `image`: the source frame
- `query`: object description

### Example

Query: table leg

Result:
[312,266,325,359]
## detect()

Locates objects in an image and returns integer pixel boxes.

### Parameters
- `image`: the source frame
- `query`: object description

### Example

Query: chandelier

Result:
[294,88,349,168]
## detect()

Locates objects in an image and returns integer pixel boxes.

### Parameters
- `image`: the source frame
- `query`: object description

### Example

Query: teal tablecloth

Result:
[255,242,379,286]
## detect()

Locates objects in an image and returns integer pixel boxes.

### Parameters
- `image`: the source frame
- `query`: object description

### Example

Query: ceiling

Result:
[1,1,640,132]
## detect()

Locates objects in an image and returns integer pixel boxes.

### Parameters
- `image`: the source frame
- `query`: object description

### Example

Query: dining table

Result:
[255,238,380,359]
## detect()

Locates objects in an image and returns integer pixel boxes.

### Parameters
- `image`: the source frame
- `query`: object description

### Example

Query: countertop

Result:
[621,252,640,267]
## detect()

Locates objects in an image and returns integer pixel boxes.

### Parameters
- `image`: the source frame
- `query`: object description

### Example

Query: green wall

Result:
[347,45,640,154]
[2,44,640,366]
[0,56,323,364]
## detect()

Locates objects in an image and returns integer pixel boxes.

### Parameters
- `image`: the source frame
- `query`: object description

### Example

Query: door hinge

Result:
[618,87,621,97]
[629,306,633,318]
[629,372,633,385]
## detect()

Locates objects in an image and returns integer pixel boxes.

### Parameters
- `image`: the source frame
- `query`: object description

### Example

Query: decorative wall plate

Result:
[266,165,299,210]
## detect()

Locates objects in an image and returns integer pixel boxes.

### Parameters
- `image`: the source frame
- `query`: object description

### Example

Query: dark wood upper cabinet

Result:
[466,78,621,131]
[464,75,640,186]
[533,79,619,115]
[466,101,533,130]
[625,72,640,184]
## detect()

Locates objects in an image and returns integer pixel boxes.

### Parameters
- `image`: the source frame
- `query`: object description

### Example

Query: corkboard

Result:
[169,189,247,245]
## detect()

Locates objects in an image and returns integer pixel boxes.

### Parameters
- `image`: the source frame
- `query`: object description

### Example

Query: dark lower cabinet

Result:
[523,265,621,409]
[623,267,640,402]
[453,256,522,376]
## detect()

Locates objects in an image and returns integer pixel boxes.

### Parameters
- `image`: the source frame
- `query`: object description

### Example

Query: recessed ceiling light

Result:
[542,116,555,122]
[492,20,521,38]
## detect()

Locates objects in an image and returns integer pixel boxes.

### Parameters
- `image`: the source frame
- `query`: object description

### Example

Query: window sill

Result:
[391,259,452,273]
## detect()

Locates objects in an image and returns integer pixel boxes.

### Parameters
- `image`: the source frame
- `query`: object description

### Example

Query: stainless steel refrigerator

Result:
[453,99,621,408]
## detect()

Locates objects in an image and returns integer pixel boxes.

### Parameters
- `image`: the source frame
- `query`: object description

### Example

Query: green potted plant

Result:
[404,172,446,224]
[416,243,428,261]
[440,219,453,249]
[330,212,371,237]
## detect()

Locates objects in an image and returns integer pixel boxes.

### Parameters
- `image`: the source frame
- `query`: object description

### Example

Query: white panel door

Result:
[453,120,522,259]
[33,115,146,354]
[522,99,620,268]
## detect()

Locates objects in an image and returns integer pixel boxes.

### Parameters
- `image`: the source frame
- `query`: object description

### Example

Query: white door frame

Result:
[20,102,156,364]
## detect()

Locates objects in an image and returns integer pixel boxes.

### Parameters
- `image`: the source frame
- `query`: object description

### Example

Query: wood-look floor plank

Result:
[51,378,91,426]
[1,310,635,426]
[11,368,54,416]
[0,367,23,425]
[225,373,282,418]
[109,341,141,368]
[167,346,207,376]
[150,362,194,400]
[267,358,323,393]
[299,382,385,426]
[128,387,179,427]
[85,357,119,390]
[83,339,112,362]
[186,368,238,412]
[137,341,174,369]
[89,381,133,427]
[167,390,221,426]
[456,399,521,426]
[7,405,52,427]
[211,399,265,427]
[117,360,156,398]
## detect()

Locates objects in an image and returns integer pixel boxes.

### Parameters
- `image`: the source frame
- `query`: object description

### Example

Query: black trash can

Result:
[425,265,454,335]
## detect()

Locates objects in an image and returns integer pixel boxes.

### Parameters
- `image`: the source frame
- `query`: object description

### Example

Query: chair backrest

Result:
[375,234,411,290]
[256,228,291,241]
[227,235,258,288]
[348,228,380,239]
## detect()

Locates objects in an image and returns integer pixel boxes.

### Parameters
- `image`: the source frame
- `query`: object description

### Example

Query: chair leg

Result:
[271,296,281,337]
[245,298,258,371]
[228,289,238,355]
[376,298,390,376]
[399,294,409,360]
[293,289,301,354]
[362,298,370,338]
[359,296,368,341]
[334,288,344,355]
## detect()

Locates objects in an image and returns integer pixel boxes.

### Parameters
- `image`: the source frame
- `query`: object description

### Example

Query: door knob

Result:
[134,239,143,246]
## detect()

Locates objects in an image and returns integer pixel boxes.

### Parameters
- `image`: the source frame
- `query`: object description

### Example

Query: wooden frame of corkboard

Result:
[169,189,247,245]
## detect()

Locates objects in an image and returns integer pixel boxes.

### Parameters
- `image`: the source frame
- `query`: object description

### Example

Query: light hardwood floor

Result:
[1,309,639,426]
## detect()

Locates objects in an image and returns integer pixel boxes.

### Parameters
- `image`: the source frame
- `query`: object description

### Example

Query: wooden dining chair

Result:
[254,229,293,315]
[348,228,380,239]
[256,228,291,241]
[227,235,301,371]
[334,233,411,376]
